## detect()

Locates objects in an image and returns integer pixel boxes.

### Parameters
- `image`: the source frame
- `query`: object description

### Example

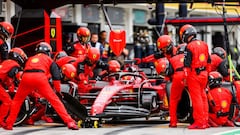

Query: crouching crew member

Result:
[207,71,234,127]
[0,48,27,126]
[3,42,78,130]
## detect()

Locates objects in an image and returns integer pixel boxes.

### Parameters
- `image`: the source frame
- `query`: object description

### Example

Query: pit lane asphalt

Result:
[0,119,238,135]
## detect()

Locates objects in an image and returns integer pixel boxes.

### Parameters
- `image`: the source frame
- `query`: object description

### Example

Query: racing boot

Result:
[24,118,35,125]
[169,121,177,128]
[188,122,206,129]
[223,120,234,127]
[67,122,79,130]
[2,123,12,130]
[203,119,210,128]
[208,119,218,127]
[41,115,54,123]
[0,121,6,127]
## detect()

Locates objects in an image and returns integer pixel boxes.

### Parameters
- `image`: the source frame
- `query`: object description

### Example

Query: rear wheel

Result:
[177,90,193,123]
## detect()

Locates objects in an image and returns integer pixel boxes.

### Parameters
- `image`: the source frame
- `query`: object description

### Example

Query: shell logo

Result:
[78,50,82,54]
[71,72,75,78]
[31,58,39,63]
[93,54,97,59]
[221,100,228,108]
[199,54,206,62]
[157,42,161,47]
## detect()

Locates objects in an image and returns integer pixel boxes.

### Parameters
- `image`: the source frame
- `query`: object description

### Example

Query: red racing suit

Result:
[55,56,77,68]
[73,58,108,96]
[0,60,20,124]
[184,39,211,126]
[167,54,185,124]
[208,87,233,126]
[66,41,90,60]
[140,46,177,63]
[5,53,75,128]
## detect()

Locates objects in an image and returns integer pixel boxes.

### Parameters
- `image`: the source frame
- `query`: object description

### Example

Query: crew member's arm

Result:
[0,42,9,60]
[183,47,192,78]
[64,41,78,55]
[218,59,230,80]
[135,51,165,64]
[50,62,61,92]
[6,67,19,92]
[77,61,88,84]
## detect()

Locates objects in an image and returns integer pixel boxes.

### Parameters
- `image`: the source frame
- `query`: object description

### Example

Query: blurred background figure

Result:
[90,33,103,58]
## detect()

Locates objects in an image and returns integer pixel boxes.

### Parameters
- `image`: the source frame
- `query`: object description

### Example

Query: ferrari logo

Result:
[221,100,228,108]
[31,58,39,63]
[199,54,206,62]
[114,30,121,33]
[51,28,56,38]
[167,39,170,43]
[86,30,90,36]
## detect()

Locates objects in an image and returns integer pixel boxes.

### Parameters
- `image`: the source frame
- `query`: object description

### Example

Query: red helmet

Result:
[208,71,223,89]
[108,60,121,72]
[35,42,52,56]
[61,64,77,80]
[9,47,28,66]
[154,58,169,75]
[157,35,174,54]
[0,21,14,39]
[76,27,91,44]
[212,47,226,59]
[54,51,68,61]
[179,24,197,43]
[86,48,100,66]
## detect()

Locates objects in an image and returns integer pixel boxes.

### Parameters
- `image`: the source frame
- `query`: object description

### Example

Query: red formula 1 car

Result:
[79,70,169,121]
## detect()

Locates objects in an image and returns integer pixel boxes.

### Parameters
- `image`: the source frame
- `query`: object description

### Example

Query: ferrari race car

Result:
[79,70,169,121]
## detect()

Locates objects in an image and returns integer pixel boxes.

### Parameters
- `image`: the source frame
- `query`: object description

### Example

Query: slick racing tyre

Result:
[7,92,31,126]
[166,82,193,123]
[177,90,193,123]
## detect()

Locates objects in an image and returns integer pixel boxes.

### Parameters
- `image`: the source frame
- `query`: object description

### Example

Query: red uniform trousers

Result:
[187,70,208,125]
[5,73,74,127]
[0,85,11,124]
[169,72,185,123]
